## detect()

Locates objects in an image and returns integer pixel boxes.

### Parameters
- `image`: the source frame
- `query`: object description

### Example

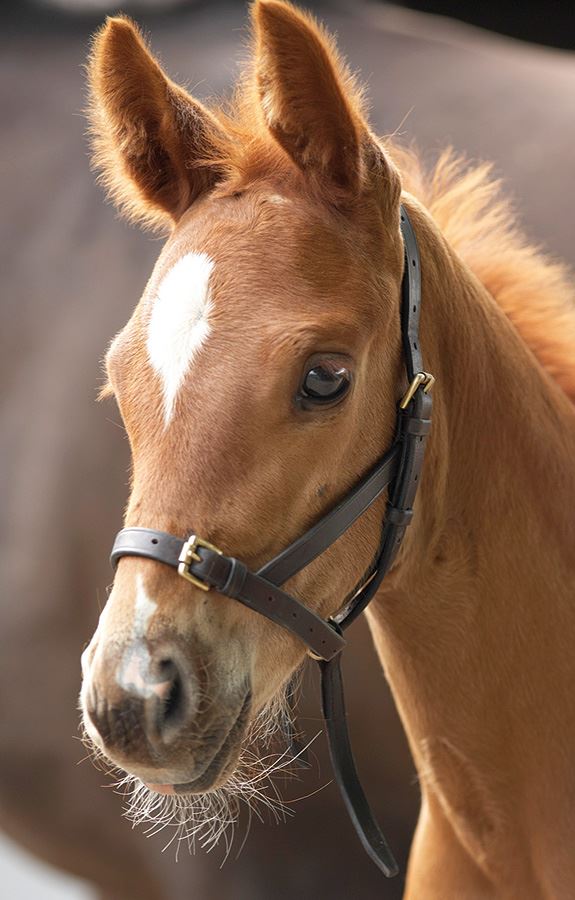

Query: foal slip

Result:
[111,205,433,879]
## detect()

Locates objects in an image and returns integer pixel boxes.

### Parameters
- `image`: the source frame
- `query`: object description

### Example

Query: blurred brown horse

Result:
[1,2,574,898]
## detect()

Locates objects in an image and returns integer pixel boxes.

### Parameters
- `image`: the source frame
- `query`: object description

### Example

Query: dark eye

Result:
[300,358,352,407]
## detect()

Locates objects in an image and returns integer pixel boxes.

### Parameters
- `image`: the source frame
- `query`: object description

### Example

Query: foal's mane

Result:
[389,145,575,403]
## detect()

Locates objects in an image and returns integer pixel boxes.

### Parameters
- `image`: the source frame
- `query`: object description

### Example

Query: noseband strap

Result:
[111,436,402,661]
[110,205,432,880]
[112,525,347,660]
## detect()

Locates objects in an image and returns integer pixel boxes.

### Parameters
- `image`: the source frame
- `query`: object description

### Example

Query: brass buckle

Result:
[399,371,435,410]
[177,535,222,591]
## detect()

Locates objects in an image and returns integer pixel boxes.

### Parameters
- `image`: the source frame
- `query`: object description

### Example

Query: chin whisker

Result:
[87,671,325,863]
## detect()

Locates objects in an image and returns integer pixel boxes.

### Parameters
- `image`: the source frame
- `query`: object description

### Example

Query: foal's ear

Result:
[87,17,224,230]
[253,0,391,202]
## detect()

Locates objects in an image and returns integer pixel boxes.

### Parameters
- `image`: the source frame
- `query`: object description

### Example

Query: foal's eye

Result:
[299,357,352,408]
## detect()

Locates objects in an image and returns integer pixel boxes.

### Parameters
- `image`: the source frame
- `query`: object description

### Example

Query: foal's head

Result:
[81,0,405,814]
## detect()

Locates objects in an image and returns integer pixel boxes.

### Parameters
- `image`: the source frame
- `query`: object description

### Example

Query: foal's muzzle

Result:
[83,638,197,754]
[83,635,252,800]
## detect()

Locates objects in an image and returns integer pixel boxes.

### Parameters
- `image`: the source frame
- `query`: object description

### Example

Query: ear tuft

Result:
[87,16,224,231]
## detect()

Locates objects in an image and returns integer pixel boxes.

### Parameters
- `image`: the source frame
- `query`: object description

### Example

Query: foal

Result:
[81,1,575,896]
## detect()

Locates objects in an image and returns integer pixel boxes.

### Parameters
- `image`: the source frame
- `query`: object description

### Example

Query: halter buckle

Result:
[178,535,222,591]
[399,371,435,410]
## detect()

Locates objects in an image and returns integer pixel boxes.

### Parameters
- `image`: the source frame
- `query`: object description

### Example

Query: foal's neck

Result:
[369,197,575,887]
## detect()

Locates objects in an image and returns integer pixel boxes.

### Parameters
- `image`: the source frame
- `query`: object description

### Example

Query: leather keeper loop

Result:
[385,506,414,526]
[221,558,248,597]
[401,416,431,436]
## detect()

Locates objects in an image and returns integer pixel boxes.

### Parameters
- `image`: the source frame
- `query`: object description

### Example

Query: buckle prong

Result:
[399,372,435,409]
[178,535,222,591]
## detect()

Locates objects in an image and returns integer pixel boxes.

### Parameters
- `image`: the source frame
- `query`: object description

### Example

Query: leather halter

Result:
[111,205,433,878]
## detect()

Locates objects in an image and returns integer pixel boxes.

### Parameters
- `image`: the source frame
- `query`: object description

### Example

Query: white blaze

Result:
[147,251,214,425]
[132,572,157,640]
[116,573,159,697]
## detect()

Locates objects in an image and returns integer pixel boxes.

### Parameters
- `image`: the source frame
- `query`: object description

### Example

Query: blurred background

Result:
[1,1,573,898]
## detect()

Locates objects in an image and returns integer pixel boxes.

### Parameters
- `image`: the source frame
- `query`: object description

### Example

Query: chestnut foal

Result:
[81,1,575,896]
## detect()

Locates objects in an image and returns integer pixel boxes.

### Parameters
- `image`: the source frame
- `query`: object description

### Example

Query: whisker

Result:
[79,670,318,863]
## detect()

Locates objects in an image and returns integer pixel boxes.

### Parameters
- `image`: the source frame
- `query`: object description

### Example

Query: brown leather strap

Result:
[111,529,345,661]
[400,207,423,381]
[258,443,400,586]
[111,430,403,661]
[333,206,429,625]
[320,653,399,877]
[334,389,432,629]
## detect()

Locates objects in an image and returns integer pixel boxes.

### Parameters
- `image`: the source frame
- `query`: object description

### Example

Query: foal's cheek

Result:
[249,628,304,709]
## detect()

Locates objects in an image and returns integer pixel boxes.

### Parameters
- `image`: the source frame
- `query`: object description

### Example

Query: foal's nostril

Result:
[155,657,186,738]
[164,674,182,720]
[84,644,195,755]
